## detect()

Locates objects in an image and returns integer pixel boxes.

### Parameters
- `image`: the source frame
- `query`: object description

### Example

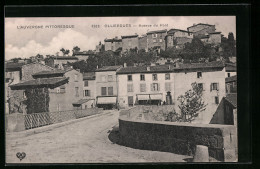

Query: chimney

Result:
[96,65,99,69]
[147,66,150,71]
[193,23,196,26]
[124,63,127,67]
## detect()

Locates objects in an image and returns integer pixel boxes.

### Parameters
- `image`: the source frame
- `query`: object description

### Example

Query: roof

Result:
[5,62,26,70]
[209,32,221,34]
[32,69,65,76]
[83,72,96,80]
[116,61,225,74]
[104,38,122,42]
[73,51,95,55]
[10,77,69,90]
[168,29,191,33]
[225,93,237,108]
[225,75,237,83]
[187,23,215,29]
[116,64,171,74]
[95,65,122,72]
[51,56,79,60]
[175,61,225,70]
[121,35,138,39]
[147,29,167,35]
[225,63,236,72]
[72,99,94,105]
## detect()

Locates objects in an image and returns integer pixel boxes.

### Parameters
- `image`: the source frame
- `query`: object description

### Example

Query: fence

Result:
[24,108,102,130]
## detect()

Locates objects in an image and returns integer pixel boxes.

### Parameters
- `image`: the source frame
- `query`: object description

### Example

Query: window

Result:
[108,75,113,82]
[151,83,159,91]
[84,90,91,97]
[152,74,158,81]
[108,87,113,95]
[127,84,133,92]
[140,84,146,92]
[215,96,219,104]
[227,73,230,77]
[197,72,202,78]
[165,82,171,91]
[159,39,163,42]
[84,80,88,87]
[211,83,219,91]
[56,87,60,93]
[74,74,78,81]
[75,87,79,97]
[60,85,66,93]
[165,73,170,80]
[198,83,204,91]
[128,75,132,81]
[152,33,157,38]
[101,87,107,96]
[140,74,145,81]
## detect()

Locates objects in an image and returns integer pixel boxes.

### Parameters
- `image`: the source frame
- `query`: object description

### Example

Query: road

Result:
[6,110,190,163]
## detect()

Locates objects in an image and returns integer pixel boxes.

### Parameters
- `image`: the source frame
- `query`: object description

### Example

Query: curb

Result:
[6,111,113,139]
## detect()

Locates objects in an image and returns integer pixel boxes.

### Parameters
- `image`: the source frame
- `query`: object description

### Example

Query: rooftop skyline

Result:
[5,16,236,60]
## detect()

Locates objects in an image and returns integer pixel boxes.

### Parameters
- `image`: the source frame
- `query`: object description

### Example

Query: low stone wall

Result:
[6,108,104,132]
[119,115,237,162]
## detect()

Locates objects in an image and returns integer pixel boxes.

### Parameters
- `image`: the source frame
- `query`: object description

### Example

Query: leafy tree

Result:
[72,46,80,55]
[60,48,70,56]
[177,82,207,122]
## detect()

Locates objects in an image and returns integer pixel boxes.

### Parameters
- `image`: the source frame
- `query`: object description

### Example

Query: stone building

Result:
[225,75,237,94]
[76,72,97,109]
[116,61,226,124]
[31,68,84,112]
[121,35,139,52]
[5,62,56,114]
[187,23,216,38]
[199,32,222,45]
[95,65,122,109]
[73,51,95,61]
[45,56,79,69]
[138,35,148,52]
[146,29,167,52]
[165,29,193,49]
[104,37,123,52]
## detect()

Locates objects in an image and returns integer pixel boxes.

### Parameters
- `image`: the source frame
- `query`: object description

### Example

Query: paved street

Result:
[6,110,190,163]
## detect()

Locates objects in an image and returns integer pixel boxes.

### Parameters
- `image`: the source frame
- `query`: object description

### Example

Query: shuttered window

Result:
[151,83,160,91]
[140,84,146,92]
[210,83,219,91]
[127,84,133,92]
[101,87,107,96]
[108,87,113,95]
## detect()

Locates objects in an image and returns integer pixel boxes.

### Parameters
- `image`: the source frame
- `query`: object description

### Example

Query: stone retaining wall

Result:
[119,115,237,162]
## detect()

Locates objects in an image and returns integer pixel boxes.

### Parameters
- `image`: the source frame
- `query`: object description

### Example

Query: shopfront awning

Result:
[150,94,163,100]
[97,97,117,104]
[137,95,150,100]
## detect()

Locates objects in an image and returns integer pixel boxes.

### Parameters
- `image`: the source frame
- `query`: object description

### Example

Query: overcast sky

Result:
[5,16,236,60]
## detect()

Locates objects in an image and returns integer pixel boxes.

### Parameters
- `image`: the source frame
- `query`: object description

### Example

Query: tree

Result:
[72,46,80,55]
[177,82,207,122]
[60,48,70,56]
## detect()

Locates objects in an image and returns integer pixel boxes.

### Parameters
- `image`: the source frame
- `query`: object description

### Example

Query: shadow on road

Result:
[108,125,123,145]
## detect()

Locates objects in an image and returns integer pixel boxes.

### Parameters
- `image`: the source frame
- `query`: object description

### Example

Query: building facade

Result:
[146,29,167,51]
[81,72,96,109]
[33,68,84,112]
[138,35,148,52]
[104,37,123,52]
[121,35,139,52]
[5,62,55,114]
[117,61,226,124]
[187,23,216,38]
[95,66,122,109]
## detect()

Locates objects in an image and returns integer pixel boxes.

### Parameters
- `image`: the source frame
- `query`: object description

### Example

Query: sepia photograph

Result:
[5,15,238,163]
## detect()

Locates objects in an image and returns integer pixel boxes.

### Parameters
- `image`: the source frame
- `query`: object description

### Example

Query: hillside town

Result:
[5,22,237,163]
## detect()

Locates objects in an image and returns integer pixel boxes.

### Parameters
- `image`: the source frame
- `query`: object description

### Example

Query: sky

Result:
[5,16,236,60]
